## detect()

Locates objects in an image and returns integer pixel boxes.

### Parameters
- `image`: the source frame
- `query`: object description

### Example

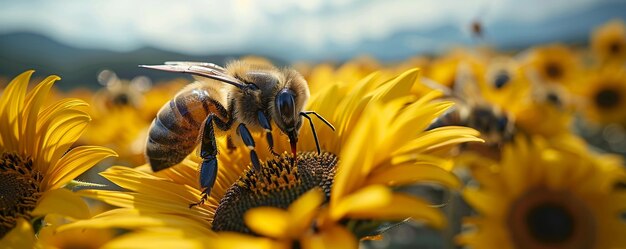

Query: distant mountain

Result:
[0,33,287,90]
[313,0,626,61]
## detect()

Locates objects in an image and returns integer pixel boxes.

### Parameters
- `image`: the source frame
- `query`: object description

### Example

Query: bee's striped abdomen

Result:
[146,88,226,172]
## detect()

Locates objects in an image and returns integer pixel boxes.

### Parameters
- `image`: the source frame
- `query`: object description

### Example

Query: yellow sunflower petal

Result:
[46,146,117,189]
[103,231,207,249]
[95,167,209,218]
[0,70,32,151]
[245,207,289,238]
[0,219,35,249]
[332,105,383,206]
[31,188,91,219]
[462,188,505,216]
[369,68,419,104]
[60,209,213,236]
[288,188,324,237]
[330,73,379,146]
[331,185,391,221]
[213,232,290,249]
[78,189,135,208]
[301,224,358,249]
[20,75,59,154]
[35,109,91,174]
[79,188,210,221]
[394,126,483,156]
[384,100,455,150]
[343,193,446,229]
[365,163,461,189]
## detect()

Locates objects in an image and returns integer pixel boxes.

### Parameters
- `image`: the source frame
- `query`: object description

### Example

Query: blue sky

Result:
[1,0,625,61]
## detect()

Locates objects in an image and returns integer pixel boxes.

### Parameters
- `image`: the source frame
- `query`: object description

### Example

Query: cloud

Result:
[0,0,602,60]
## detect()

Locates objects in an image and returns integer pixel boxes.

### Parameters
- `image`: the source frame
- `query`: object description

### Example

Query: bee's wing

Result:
[164,61,227,73]
[139,63,246,89]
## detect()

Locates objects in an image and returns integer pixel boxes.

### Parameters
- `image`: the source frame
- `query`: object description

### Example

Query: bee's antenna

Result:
[301,111,335,131]
[300,111,335,155]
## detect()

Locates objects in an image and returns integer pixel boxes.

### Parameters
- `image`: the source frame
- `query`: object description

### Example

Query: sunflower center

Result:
[112,93,131,106]
[526,203,573,243]
[546,91,562,106]
[212,151,337,234]
[609,41,622,55]
[545,62,563,80]
[594,87,621,109]
[0,152,43,238]
[494,71,510,89]
[508,189,595,249]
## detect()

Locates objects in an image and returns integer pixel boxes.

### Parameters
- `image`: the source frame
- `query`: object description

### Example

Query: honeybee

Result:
[470,19,483,39]
[425,62,515,159]
[140,60,334,207]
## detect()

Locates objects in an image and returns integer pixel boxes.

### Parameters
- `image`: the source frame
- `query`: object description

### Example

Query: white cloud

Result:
[0,0,600,59]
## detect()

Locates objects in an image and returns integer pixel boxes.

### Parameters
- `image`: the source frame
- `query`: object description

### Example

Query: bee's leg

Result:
[257,111,278,156]
[237,123,262,171]
[225,135,236,153]
[190,114,220,208]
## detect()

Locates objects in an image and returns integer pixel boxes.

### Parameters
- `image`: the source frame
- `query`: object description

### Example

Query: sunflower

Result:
[576,66,626,125]
[477,55,576,139]
[62,69,482,248]
[0,71,116,244]
[458,136,626,249]
[591,19,626,65]
[77,73,171,166]
[523,44,581,87]
[37,220,115,249]
[480,56,530,107]
[425,48,487,88]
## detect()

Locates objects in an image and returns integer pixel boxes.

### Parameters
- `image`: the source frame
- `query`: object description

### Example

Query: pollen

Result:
[0,152,43,237]
[212,151,337,234]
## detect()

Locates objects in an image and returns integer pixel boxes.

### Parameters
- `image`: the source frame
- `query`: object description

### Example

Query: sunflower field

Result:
[1,3,626,249]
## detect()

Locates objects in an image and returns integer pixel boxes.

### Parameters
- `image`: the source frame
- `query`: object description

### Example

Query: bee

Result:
[95,70,151,111]
[425,62,515,159]
[470,19,483,39]
[140,60,334,207]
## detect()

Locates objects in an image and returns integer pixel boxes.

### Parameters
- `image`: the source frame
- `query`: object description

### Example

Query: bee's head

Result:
[273,88,303,154]
[270,70,309,154]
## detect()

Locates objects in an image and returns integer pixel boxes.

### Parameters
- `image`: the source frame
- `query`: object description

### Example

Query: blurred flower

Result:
[479,56,529,107]
[80,106,149,165]
[458,136,626,249]
[78,73,182,166]
[62,69,481,248]
[591,19,626,65]
[523,44,581,87]
[0,71,116,244]
[93,70,151,112]
[576,66,626,126]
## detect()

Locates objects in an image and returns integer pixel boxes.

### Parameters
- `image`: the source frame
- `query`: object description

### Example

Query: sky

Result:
[1,0,625,61]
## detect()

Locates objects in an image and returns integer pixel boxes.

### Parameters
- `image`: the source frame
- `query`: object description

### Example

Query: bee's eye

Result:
[276,89,296,127]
